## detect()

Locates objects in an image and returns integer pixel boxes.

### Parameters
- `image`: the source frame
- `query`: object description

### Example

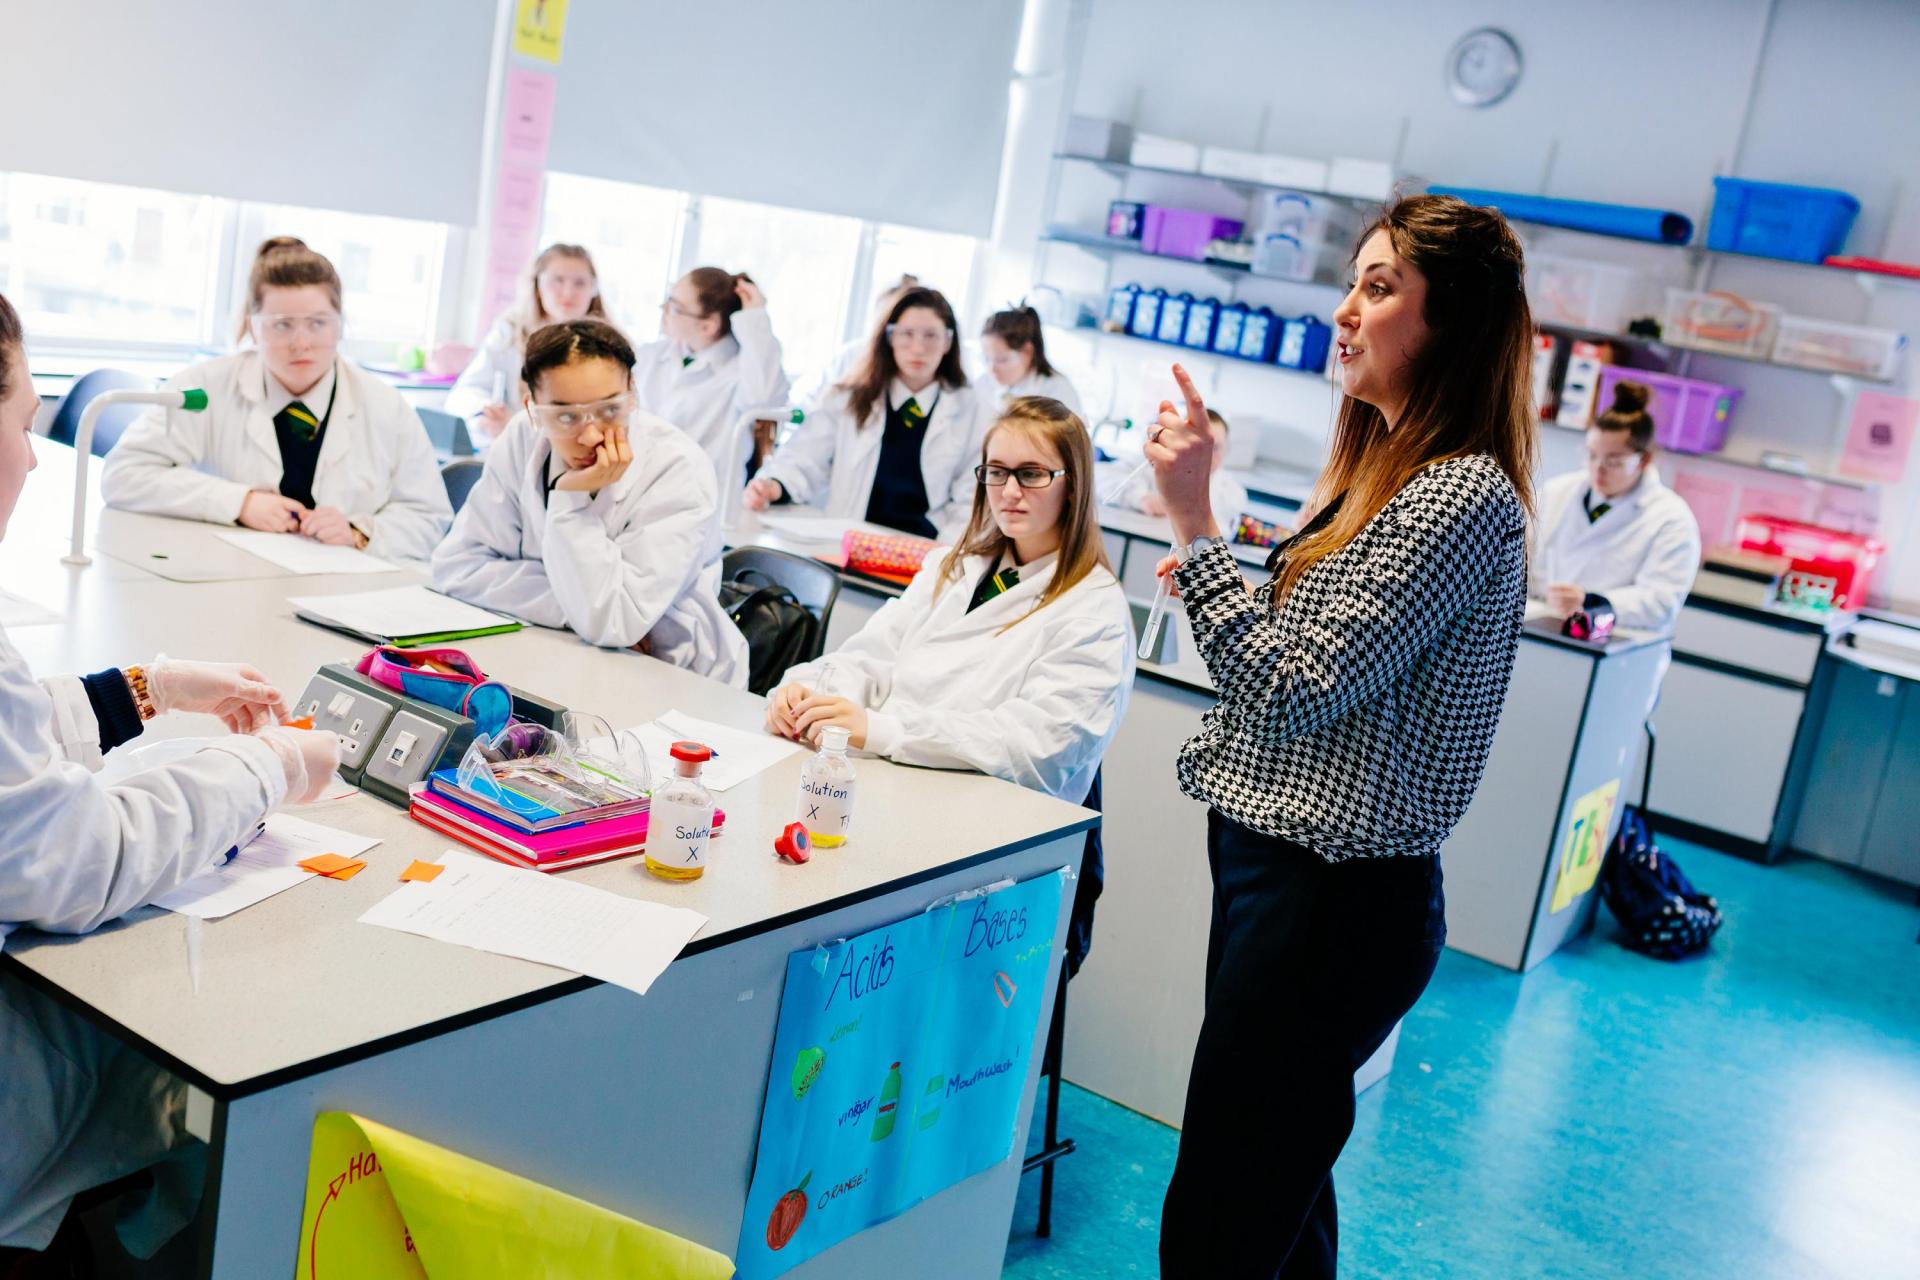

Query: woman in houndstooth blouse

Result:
[1146,195,1538,1279]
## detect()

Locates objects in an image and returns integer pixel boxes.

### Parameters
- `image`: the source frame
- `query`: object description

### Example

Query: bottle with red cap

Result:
[645,740,716,881]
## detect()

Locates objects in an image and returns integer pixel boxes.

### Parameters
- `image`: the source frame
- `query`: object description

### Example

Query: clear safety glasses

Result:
[527,393,633,435]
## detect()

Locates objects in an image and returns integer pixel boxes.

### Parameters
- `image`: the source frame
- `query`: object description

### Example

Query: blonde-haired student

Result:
[100,236,451,560]
[445,242,608,446]
[766,395,1133,804]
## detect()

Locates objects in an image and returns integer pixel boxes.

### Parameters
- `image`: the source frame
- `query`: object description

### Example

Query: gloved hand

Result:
[147,659,290,733]
[253,726,342,806]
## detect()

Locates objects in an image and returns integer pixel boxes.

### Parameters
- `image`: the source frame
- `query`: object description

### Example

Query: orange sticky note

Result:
[324,861,367,881]
[399,860,444,883]
[299,853,357,876]
[283,715,315,730]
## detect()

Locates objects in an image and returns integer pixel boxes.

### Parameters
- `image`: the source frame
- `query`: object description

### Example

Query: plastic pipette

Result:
[1138,542,1177,662]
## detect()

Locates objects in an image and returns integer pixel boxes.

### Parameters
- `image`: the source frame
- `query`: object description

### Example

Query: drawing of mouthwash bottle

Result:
[918,1074,944,1131]
[870,1061,902,1142]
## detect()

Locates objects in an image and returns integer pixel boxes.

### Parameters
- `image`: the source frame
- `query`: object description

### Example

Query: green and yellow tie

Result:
[681,355,695,368]
[279,400,321,443]
[901,397,926,429]
[971,564,1018,612]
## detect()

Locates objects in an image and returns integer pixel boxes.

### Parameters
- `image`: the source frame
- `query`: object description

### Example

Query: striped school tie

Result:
[901,397,926,429]
[277,400,321,443]
[970,564,1019,612]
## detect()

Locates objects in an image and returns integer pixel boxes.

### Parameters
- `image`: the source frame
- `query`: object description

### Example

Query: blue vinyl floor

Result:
[1004,840,1920,1279]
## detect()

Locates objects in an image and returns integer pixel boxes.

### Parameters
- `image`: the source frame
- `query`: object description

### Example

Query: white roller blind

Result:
[0,1,494,224]
[547,0,1023,236]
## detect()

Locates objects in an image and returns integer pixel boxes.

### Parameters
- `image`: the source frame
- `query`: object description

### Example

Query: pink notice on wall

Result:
[1838,390,1919,485]
[1667,466,1739,548]
[1734,473,1818,525]
[481,68,559,328]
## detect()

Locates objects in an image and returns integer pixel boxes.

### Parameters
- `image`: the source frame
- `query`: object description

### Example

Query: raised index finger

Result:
[1171,363,1207,433]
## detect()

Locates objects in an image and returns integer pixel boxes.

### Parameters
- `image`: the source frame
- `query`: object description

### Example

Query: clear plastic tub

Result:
[1662,288,1780,358]
[1771,316,1906,380]
[1527,255,1648,333]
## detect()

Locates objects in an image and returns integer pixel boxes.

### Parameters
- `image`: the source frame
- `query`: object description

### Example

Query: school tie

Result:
[277,400,321,443]
[1584,492,1612,524]
[681,355,695,368]
[900,397,926,429]
[969,564,1019,612]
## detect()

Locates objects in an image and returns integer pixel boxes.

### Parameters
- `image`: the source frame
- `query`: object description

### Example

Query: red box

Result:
[1735,515,1885,609]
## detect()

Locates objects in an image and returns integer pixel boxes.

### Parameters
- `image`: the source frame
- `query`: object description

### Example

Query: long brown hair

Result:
[513,243,607,342]
[934,396,1113,631]
[982,304,1056,377]
[235,236,341,342]
[683,266,753,338]
[0,290,21,403]
[840,286,967,426]
[1278,194,1536,601]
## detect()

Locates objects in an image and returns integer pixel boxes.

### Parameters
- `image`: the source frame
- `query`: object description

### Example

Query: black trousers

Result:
[1160,810,1446,1279]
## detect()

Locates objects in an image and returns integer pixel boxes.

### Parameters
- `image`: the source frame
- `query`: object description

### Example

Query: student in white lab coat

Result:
[1104,406,1251,535]
[743,286,994,538]
[431,319,750,686]
[0,291,339,1260]
[100,237,452,562]
[980,304,1083,417]
[444,243,608,447]
[800,273,921,405]
[766,394,1134,805]
[1531,379,1702,633]
[631,266,790,489]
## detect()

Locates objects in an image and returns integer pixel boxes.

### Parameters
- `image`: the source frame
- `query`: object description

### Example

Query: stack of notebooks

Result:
[408,758,726,873]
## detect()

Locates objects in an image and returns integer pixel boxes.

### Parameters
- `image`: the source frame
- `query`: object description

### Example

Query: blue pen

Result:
[224,821,268,865]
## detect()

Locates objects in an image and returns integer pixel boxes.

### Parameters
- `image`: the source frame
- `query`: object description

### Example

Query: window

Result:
[233,203,448,357]
[695,196,863,391]
[870,222,980,328]
[0,171,225,347]
[539,171,685,343]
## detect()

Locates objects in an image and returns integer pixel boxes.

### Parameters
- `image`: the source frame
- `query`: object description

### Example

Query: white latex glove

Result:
[147,659,290,733]
[253,726,341,805]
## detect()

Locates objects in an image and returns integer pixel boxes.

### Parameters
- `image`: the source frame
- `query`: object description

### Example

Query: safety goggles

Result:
[527,392,633,435]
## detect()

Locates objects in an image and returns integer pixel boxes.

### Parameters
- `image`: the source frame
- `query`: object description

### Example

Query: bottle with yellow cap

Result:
[645,741,716,881]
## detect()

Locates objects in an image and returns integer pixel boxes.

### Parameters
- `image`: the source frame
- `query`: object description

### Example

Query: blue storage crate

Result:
[1183,297,1219,350]
[1211,303,1248,356]
[1706,178,1859,263]
[1129,287,1166,339]
[1275,314,1331,373]
[1157,292,1193,344]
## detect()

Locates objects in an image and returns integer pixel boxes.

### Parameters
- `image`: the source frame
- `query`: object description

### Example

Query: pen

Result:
[224,820,268,865]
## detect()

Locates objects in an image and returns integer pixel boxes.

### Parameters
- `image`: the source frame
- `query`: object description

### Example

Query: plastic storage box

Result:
[1734,514,1884,609]
[1596,365,1742,453]
[1707,178,1860,263]
[1771,316,1906,380]
[1275,315,1332,373]
[1527,255,1649,333]
[1107,200,1145,240]
[1141,207,1244,260]
[1156,292,1193,344]
[1182,297,1219,350]
[1662,289,1781,359]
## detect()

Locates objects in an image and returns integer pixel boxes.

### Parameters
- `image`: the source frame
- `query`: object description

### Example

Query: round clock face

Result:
[1447,28,1523,108]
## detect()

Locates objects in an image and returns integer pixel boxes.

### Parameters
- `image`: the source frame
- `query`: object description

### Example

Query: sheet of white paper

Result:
[0,588,60,627]
[754,512,871,543]
[216,530,401,575]
[625,710,802,793]
[153,814,382,920]
[357,850,706,996]
[285,584,516,638]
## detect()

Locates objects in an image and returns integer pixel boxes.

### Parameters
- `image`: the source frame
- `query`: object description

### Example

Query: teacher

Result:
[1146,194,1536,1278]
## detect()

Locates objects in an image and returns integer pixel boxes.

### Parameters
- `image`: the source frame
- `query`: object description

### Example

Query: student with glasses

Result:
[431,319,749,685]
[446,243,610,446]
[742,286,994,538]
[1531,378,1701,634]
[765,395,1133,806]
[101,237,452,560]
[628,266,789,492]
[980,304,1083,417]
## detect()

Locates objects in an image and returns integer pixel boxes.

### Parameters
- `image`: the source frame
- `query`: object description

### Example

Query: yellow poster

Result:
[1550,778,1621,913]
[512,0,568,63]
[295,1112,733,1279]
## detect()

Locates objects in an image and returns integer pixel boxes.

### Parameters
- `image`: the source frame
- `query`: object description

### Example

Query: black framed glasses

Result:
[975,464,1067,490]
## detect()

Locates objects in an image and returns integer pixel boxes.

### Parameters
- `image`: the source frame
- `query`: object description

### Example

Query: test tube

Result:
[1137,542,1177,662]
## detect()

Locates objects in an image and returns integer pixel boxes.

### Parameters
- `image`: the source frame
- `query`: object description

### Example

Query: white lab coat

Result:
[1102,463,1250,537]
[431,411,750,687]
[442,313,525,442]
[777,547,1135,803]
[1531,466,1702,633]
[632,307,791,490]
[0,629,287,1248]
[998,368,1084,419]
[99,351,452,562]
[754,382,996,537]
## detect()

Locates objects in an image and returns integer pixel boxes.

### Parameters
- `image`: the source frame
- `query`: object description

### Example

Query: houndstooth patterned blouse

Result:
[1170,452,1527,861]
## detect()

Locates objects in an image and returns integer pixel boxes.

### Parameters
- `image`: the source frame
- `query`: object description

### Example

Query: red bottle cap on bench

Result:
[774,822,812,864]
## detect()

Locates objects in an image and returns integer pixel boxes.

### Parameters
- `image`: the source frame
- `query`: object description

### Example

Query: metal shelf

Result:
[1535,321,1898,388]
[1052,151,1382,209]
[1040,227,1349,290]
[1050,323,1332,385]
[1537,417,1873,490]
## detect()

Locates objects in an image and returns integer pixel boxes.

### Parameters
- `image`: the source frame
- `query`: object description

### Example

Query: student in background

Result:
[980,305,1083,417]
[445,243,608,446]
[630,266,789,490]
[432,319,749,686]
[743,286,993,538]
[100,237,451,561]
[802,273,920,403]
[1531,379,1701,633]
[0,289,339,1263]
[1104,407,1249,534]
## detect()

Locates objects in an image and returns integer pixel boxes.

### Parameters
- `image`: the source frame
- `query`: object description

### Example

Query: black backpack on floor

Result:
[719,568,818,696]
[1600,807,1723,960]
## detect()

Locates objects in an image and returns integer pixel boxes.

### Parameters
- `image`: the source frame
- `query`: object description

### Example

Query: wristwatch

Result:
[1173,534,1228,566]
